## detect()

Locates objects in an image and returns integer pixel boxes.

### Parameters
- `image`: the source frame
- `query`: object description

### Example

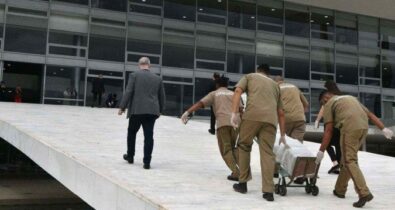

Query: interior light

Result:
[142,0,146,2]
[7,64,11,67]
[217,0,222,3]
[182,16,187,19]
[310,20,315,23]
[326,22,330,25]
[199,8,203,11]
[271,8,276,12]
[251,16,255,19]
[53,72,57,75]
[384,67,388,70]
[60,68,64,71]
[324,15,329,18]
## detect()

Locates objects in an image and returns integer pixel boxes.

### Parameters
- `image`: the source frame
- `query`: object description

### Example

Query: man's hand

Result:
[118,109,125,115]
[382,128,394,140]
[230,112,241,128]
[314,121,320,129]
[181,111,190,124]
[315,151,324,165]
[279,135,286,145]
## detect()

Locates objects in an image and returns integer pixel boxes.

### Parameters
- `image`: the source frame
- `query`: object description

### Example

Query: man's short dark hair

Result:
[257,64,270,74]
[216,76,229,88]
[318,90,330,103]
[213,72,220,79]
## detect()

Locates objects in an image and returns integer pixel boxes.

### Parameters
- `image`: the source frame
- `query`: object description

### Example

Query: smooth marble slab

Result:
[0,102,394,210]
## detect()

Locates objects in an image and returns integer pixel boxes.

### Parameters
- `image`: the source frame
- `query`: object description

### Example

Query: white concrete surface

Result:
[0,102,394,210]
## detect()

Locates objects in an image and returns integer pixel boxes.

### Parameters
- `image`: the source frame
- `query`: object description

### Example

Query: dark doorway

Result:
[2,61,44,103]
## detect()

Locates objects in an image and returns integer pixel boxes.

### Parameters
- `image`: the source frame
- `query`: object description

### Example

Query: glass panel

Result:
[310,8,334,40]
[197,0,226,25]
[163,83,193,116]
[127,21,161,64]
[194,77,212,116]
[336,12,357,45]
[336,51,358,85]
[311,46,334,74]
[311,88,325,120]
[91,0,127,12]
[257,0,283,34]
[54,0,89,5]
[49,31,87,46]
[360,93,381,117]
[382,56,395,88]
[381,20,395,51]
[162,28,194,69]
[284,38,309,80]
[130,0,163,16]
[45,66,85,100]
[89,24,126,62]
[228,0,256,30]
[227,37,255,74]
[256,39,283,75]
[164,0,196,22]
[5,13,47,54]
[196,30,226,71]
[285,4,309,38]
[87,77,124,107]
[383,100,395,120]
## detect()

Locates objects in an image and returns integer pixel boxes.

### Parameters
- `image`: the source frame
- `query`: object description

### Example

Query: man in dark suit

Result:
[118,57,165,169]
[91,74,105,107]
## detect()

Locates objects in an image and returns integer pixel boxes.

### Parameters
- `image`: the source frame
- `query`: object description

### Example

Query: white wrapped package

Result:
[280,146,315,176]
[274,135,304,163]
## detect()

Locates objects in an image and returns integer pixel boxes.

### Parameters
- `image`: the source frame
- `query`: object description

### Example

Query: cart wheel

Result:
[279,185,287,196]
[274,184,280,194]
[311,186,319,196]
[305,185,312,194]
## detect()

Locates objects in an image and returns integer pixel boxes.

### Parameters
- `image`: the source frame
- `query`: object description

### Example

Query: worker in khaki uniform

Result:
[181,76,241,181]
[275,76,309,142]
[315,91,393,208]
[230,64,286,202]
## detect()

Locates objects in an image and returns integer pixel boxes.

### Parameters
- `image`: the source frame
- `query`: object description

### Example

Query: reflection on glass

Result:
[55,0,89,5]
[87,77,124,107]
[285,4,309,38]
[89,24,125,62]
[311,9,334,40]
[257,0,283,33]
[196,31,226,71]
[256,39,283,76]
[164,0,196,22]
[227,37,255,74]
[383,99,395,120]
[163,29,194,69]
[228,0,256,30]
[360,93,381,117]
[91,0,127,12]
[311,47,334,74]
[284,41,309,80]
[382,56,395,88]
[45,66,85,105]
[336,51,358,85]
[163,83,193,116]
[197,0,226,25]
[48,31,87,57]
[127,22,161,64]
[381,20,395,51]
[194,77,212,116]
[336,12,357,45]
[130,0,163,16]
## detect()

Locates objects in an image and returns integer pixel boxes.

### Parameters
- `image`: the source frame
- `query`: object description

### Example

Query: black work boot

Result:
[233,182,247,194]
[262,192,274,201]
[353,193,373,208]
[333,190,345,198]
[123,154,134,164]
[143,164,150,170]
[227,174,239,182]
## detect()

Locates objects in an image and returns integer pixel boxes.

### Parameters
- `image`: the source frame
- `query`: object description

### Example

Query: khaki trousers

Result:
[238,120,276,193]
[285,120,306,142]
[216,126,239,176]
[335,129,370,197]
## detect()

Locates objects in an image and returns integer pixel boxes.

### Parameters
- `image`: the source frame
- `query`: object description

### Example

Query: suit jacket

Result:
[120,70,165,118]
[92,78,105,94]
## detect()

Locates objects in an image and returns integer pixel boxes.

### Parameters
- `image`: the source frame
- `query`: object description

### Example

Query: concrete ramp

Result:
[1,103,395,210]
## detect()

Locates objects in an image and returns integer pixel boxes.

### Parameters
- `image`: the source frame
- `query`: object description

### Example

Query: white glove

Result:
[382,128,394,140]
[230,113,241,128]
[279,135,286,145]
[181,111,190,124]
[314,121,320,129]
[315,151,324,165]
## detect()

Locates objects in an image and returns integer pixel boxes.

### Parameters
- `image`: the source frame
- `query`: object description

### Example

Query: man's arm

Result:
[158,80,165,113]
[186,101,205,113]
[232,87,243,113]
[319,122,334,152]
[277,108,285,137]
[300,92,309,112]
[118,74,135,114]
[366,111,385,130]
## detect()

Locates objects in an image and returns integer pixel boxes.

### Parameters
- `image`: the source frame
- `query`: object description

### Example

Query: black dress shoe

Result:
[143,164,150,170]
[262,192,274,201]
[208,129,215,135]
[233,183,247,194]
[353,194,373,208]
[333,190,345,198]
[227,175,239,182]
[123,154,133,164]
[328,164,340,174]
[273,173,279,178]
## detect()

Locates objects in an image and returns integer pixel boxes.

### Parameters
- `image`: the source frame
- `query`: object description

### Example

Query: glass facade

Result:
[0,0,394,121]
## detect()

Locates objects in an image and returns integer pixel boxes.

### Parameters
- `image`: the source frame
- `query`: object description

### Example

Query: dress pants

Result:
[127,114,158,165]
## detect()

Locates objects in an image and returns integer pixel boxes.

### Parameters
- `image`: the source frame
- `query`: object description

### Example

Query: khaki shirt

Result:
[200,87,235,129]
[323,95,369,132]
[279,82,307,123]
[236,73,283,126]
